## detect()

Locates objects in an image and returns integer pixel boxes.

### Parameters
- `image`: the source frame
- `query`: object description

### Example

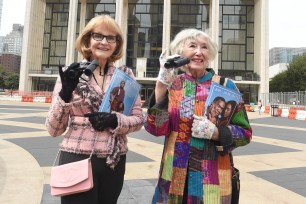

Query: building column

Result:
[254,0,269,97]
[115,0,128,66]
[162,0,171,55]
[210,0,219,73]
[78,0,87,61]
[65,0,78,65]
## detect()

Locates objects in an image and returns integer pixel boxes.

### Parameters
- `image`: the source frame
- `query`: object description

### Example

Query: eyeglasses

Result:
[90,33,117,43]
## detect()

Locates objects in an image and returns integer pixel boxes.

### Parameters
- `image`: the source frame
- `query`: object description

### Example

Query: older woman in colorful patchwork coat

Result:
[145,28,252,204]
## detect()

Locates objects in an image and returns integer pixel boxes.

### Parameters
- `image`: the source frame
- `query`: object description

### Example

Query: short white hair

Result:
[169,28,218,61]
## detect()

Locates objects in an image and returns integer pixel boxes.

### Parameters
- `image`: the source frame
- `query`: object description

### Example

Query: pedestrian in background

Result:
[145,28,252,204]
[46,15,144,204]
[258,99,262,115]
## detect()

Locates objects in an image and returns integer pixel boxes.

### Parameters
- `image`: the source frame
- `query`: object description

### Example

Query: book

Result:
[99,68,141,116]
[205,82,242,127]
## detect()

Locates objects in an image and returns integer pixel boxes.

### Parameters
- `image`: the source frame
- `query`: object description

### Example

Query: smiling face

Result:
[181,36,210,78]
[89,23,117,61]
[210,99,226,118]
[224,103,233,118]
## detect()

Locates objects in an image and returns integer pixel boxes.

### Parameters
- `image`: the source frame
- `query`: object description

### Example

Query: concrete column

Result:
[254,0,269,96]
[115,0,128,66]
[210,0,219,73]
[65,0,78,65]
[78,0,87,61]
[162,0,171,55]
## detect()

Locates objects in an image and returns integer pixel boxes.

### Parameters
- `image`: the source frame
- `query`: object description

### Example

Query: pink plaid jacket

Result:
[46,62,144,167]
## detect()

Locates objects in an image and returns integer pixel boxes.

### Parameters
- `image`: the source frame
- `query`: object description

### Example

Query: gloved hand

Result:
[58,63,82,103]
[85,112,118,131]
[191,115,216,140]
[157,49,180,86]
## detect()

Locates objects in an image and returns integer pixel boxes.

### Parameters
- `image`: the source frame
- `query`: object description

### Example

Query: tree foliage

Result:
[0,65,19,90]
[269,54,306,92]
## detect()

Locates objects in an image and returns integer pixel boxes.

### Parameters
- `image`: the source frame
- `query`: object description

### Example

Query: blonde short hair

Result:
[169,28,218,61]
[75,15,124,62]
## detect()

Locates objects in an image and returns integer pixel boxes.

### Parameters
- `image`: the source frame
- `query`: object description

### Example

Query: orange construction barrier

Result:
[277,108,282,117]
[45,97,52,103]
[264,106,270,114]
[288,109,297,119]
[245,105,250,112]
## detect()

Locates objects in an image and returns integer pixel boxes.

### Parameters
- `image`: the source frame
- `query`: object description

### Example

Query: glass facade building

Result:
[20,0,269,105]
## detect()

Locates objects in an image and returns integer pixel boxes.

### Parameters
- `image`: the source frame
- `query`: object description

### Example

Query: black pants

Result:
[58,151,126,204]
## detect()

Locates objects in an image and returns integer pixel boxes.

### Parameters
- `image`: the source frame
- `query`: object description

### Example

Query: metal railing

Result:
[260,91,306,108]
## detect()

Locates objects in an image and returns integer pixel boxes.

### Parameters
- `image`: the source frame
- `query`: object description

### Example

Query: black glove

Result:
[58,63,82,103]
[85,112,118,131]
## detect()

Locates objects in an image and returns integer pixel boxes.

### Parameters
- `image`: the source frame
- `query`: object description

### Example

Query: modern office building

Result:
[19,0,269,104]
[269,47,306,66]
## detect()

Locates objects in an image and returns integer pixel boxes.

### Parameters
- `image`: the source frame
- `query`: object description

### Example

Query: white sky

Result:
[1,0,306,49]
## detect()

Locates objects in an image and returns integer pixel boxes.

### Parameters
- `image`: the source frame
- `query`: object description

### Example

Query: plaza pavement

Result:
[0,101,306,204]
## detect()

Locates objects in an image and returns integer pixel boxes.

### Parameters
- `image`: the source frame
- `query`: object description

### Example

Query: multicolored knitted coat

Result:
[145,70,252,204]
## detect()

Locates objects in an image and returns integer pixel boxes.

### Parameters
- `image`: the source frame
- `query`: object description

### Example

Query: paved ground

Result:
[0,101,306,204]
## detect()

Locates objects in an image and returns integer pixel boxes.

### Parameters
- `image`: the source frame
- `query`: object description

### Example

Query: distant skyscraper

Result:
[2,24,23,55]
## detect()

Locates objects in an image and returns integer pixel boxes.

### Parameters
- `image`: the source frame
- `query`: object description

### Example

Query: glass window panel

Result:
[105,4,115,12]
[223,6,234,14]
[223,15,229,29]
[222,62,233,70]
[225,0,240,4]
[223,30,234,43]
[247,38,254,53]
[234,62,245,70]
[57,13,68,26]
[247,23,254,37]
[247,54,254,70]
[136,4,146,13]
[55,41,66,56]
[42,49,49,64]
[247,6,254,22]
[235,6,246,15]
[44,20,51,33]
[43,34,50,47]
[228,15,240,29]
[234,30,245,44]
[51,27,62,40]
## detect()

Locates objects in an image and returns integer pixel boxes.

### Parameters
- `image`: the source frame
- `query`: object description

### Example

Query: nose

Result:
[101,37,108,43]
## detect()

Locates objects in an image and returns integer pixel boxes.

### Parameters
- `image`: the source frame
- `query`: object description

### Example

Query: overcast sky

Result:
[1,0,306,49]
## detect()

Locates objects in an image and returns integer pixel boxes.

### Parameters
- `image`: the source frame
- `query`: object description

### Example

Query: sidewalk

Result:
[0,102,306,204]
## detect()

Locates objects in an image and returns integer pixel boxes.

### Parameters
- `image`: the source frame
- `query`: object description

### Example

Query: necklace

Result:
[99,65,104,76]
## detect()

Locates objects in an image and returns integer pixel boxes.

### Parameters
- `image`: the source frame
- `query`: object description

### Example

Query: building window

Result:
[171,0,210,38]
[219,1,255,80]
[127,0,164,77]
[42,2,69,69]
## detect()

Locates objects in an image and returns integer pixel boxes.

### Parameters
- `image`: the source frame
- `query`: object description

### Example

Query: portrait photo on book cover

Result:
[99,69,141,116]
[205,82,242,127]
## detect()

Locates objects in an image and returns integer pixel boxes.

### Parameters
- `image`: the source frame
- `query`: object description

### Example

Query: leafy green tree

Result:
[0,65,19,89]
[270,54,306,92]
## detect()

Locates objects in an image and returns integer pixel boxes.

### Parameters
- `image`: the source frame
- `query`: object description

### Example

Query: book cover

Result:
[205,82,242,127]
[99,68,141,116]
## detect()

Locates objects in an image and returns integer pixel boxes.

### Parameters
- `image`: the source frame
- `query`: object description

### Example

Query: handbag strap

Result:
[52,134,98,167]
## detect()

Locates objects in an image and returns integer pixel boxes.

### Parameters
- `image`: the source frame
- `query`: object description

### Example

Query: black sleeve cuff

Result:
[218,126,233,146]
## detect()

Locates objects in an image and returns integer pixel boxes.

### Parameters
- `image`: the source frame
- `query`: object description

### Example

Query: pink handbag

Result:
[50,157,93,196]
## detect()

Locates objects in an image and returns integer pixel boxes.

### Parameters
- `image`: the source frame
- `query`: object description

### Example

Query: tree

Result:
[0,65,19,90]
[270,54,306,92]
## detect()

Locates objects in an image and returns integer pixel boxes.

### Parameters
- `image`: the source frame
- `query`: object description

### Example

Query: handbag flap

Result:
[50,158,90,188]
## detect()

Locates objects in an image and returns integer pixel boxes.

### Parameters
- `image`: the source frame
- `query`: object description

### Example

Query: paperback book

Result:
[99,68,141,116]
[205,82,242,127]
